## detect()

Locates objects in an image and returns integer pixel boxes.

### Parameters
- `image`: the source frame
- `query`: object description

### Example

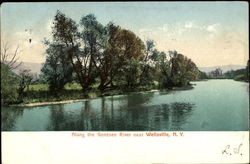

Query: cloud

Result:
[206,23,220,33]
[137,21,247,67]
[139,28,152,33]
[139,21,222,40]
[150,21,205,36]
[138,21,186,39]
[158,24,168,31]
[184,21,195,29]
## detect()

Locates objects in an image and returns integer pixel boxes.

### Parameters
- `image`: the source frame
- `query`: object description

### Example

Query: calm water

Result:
[1,80,249,131]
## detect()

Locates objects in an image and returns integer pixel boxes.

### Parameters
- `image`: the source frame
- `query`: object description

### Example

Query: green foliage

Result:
[208,68,223,78]
[64,83,82,90]
[223,68,247,81]
[17,69,33,102]
[155,51,198,88]
[47,11,146,91]
[3,11,202,105]
[98,24,146,89]
[52,10,79,44]
[41,44,73,92]
[118,59,142,88]
[222,60,249,82]
[79,14,108,90]
[24,84,49,91]
[234,74,246,81]
[158,57,171,88]
[139,40,157,86]
[169,51,198,87]
[198,70,208,79]
[139,63,155,86]
[41,10,76,92]
[1,63,19,105]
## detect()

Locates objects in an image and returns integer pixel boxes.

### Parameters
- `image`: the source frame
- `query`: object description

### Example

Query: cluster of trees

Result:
[1,62,19,104]
[223,61,249,81]
[208,68,223,78]
[198,70,208,79]
[1,63,37,105]
[206,60,249,81]
[1,43,35,105]
[1,11,200,105]
[40,11,199,93]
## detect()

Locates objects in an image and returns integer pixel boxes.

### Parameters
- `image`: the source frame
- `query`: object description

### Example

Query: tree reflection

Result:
[45,92,194,131]
[127,92,154,107]
[47,104,66,130]
[107,101,194,131]
[47,101,93,131]
[1,107,24,131]
[78,101,91,130]
[169,102,194,130]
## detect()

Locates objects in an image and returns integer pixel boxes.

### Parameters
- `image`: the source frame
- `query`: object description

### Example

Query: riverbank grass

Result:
[11,81,195,106]
[18,82,159,105]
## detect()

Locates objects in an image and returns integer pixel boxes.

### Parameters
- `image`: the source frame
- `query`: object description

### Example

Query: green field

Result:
[25,83,84,92]
[20,82,158,105]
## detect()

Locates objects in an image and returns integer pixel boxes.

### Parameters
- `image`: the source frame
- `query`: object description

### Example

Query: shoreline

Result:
[10,85,194,107]
[12,89,161,107]
[15,99,88,107]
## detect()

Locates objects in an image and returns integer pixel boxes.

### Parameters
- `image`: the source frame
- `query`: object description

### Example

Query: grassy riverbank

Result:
[15,83,159,105]
[9,82,196,106]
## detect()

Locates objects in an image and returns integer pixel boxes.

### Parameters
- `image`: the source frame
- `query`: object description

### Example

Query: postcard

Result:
[1,2,249,164]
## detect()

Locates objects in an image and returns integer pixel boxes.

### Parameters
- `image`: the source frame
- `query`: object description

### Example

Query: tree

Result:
[208,68,223,78]
[41,43,73,92]
[119,59,142,88]
[50,11,107,91]
[157,50,198,88]
[79,14,108,90]
[198,71,208,79]
[1,63,19,105]
[140,40,156,86]
[95,23,120,90]
[98,23,145,90]
[111,28,145,89]
[50,11,84,90]
[169,51,198,86]
[223,65,249,82]
[154,51,172,88]
[1,42,22,105]
[17,69,33,101]
[144,40,155,62]
[1,42,22,70]
[44,11,146,91]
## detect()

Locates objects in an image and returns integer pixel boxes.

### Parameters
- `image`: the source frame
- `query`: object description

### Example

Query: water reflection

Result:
[45,93,194,131]
[1,80,248,131]
[170,103,194,130]
[47,105,66,130]
[1,107,24,130]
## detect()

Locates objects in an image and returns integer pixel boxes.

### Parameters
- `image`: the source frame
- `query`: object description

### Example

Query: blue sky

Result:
[1,2,248,67]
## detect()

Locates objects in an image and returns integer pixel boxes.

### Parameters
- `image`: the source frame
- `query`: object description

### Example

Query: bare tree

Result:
[1,42,22,70]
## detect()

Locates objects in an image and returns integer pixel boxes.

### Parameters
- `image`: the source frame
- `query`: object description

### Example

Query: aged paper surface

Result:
[1,2,249,164]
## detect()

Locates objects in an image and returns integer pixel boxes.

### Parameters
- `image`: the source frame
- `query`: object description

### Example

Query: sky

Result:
[1,2,249,67]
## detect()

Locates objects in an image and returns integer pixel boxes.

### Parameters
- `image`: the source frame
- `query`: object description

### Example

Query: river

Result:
[1,80,249,131]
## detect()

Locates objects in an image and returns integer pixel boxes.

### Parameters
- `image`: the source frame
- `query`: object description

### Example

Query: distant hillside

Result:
[198,65,246,73]
[13,62,44,75]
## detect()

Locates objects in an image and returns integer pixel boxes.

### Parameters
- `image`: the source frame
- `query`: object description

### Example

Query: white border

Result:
[2,131,249,164]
